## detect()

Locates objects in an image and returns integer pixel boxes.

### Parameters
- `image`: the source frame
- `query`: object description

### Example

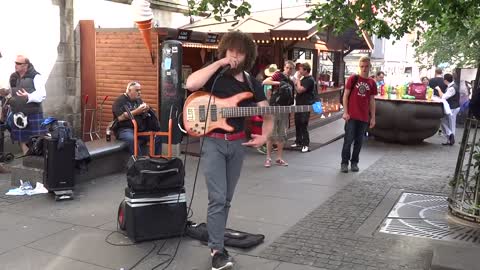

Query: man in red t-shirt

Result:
[341,56,377,173]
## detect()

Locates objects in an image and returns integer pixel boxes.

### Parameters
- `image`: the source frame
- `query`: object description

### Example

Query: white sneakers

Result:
[291,143,309,153]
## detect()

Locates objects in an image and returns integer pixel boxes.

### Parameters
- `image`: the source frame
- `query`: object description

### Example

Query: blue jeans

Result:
[341,119,369,164]
[117,128,162,156]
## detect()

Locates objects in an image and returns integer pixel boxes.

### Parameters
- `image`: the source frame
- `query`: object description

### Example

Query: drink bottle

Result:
[106,127,111,142]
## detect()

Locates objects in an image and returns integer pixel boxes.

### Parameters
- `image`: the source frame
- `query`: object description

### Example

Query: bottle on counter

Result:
[426,87,433,101]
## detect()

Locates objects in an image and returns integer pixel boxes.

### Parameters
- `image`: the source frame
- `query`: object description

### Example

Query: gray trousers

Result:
[441,107,460,137]
[201,136,245,251]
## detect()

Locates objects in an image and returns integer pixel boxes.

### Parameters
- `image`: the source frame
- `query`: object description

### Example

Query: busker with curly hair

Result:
[186,31,273,270]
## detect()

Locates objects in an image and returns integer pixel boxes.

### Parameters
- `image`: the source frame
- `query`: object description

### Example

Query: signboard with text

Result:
[205,33,218,44]
[177,29,192,41]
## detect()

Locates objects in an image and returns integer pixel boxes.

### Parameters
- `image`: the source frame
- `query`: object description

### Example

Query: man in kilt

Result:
[8,55,46,154]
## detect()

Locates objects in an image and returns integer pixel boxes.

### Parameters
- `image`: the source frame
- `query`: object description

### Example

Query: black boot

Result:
[449,134,455,145]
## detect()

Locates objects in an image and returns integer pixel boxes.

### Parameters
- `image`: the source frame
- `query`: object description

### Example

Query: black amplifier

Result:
[43,137,75,191]
[125,187,187,242]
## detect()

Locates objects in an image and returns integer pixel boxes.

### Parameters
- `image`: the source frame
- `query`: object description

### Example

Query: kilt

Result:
[11,113,47,142]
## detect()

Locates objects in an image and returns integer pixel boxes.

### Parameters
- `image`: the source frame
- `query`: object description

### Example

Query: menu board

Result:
[206,33,218,44]
[177,29,192,41]
[305,50,312,60]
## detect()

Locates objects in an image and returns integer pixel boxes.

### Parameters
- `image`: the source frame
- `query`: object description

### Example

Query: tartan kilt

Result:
[11,113,47,142]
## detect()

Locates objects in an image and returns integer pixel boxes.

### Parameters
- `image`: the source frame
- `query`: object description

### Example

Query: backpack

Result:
[268,73,295,106]
[26,135,45,156]
[308,76,319,104]
[47,120,73,150]
[340,75,358,105]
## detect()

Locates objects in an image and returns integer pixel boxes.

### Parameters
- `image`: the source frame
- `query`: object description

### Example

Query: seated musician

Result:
[111,81,161,155]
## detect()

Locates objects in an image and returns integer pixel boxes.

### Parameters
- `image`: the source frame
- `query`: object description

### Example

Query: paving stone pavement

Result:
[260,133,461,270]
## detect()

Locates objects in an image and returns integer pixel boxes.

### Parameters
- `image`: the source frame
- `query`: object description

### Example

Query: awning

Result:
[180,5,373,51]
[269,11,317,40]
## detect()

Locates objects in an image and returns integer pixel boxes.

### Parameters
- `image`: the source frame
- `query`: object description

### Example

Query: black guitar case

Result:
[185,222,265,249]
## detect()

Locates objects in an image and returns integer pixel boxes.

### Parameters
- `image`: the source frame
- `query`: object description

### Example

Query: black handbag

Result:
[126,156,185,192]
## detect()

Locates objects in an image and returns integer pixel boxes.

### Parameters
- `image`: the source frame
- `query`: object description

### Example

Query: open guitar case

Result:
[185,221,265,249]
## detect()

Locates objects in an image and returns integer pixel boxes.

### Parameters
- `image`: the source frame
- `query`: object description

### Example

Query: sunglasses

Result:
[15,62,26,65]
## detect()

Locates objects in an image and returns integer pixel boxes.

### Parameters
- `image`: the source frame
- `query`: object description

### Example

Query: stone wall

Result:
[43,0,81,136]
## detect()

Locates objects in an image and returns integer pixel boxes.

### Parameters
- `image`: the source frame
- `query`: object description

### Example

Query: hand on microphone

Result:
[219,56,240,75]
[219,64,231,76]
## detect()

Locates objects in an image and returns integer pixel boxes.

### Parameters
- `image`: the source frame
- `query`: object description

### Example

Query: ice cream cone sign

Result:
[132,0,154,64]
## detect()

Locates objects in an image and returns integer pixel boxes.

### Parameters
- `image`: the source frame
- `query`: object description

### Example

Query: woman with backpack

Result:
[262,61,295,167]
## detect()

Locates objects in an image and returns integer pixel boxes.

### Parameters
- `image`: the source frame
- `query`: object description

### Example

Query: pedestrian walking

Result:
[341,56,377,173]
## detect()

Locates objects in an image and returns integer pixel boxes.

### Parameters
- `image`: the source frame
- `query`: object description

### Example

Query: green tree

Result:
[187,0,251,22]
[188,0,479,85]
[415,26,479,68]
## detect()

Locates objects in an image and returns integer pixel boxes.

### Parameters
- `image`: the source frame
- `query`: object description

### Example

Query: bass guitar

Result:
[183,91,326,137]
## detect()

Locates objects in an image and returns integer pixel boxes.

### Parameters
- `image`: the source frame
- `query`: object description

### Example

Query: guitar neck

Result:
[222,105,314,118]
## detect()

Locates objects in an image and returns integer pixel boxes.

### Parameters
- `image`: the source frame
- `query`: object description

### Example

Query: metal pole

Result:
[280,0,283,21]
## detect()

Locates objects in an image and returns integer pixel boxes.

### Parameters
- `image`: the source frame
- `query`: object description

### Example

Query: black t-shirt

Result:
[429,77,447,96]
[112,94,145,130]
[296,75,316,105]
[203,70,266,133]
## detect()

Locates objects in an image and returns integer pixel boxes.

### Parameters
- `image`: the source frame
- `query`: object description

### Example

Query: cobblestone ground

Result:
[260,133,459,270]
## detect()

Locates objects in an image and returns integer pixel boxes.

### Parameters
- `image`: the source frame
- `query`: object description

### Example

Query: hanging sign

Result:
[177,29,192,41]
[206,33,219,44]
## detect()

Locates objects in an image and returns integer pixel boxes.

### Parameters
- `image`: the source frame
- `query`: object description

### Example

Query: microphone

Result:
[218,64,231,76]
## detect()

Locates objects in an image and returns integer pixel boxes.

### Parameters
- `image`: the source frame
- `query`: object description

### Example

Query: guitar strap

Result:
[243,71,258,100]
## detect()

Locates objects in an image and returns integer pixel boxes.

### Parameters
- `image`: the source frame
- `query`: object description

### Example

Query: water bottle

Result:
[106,127,111,142]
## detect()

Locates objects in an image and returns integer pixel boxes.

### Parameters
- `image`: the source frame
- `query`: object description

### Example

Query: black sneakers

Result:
[340,163,348,173]
[212,250,233,270]
[351,163,359,172]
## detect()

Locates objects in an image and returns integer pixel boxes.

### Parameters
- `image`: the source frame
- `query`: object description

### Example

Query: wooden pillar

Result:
[332,51,345,87]
[79,20,96,141]
[273,41,283,66]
